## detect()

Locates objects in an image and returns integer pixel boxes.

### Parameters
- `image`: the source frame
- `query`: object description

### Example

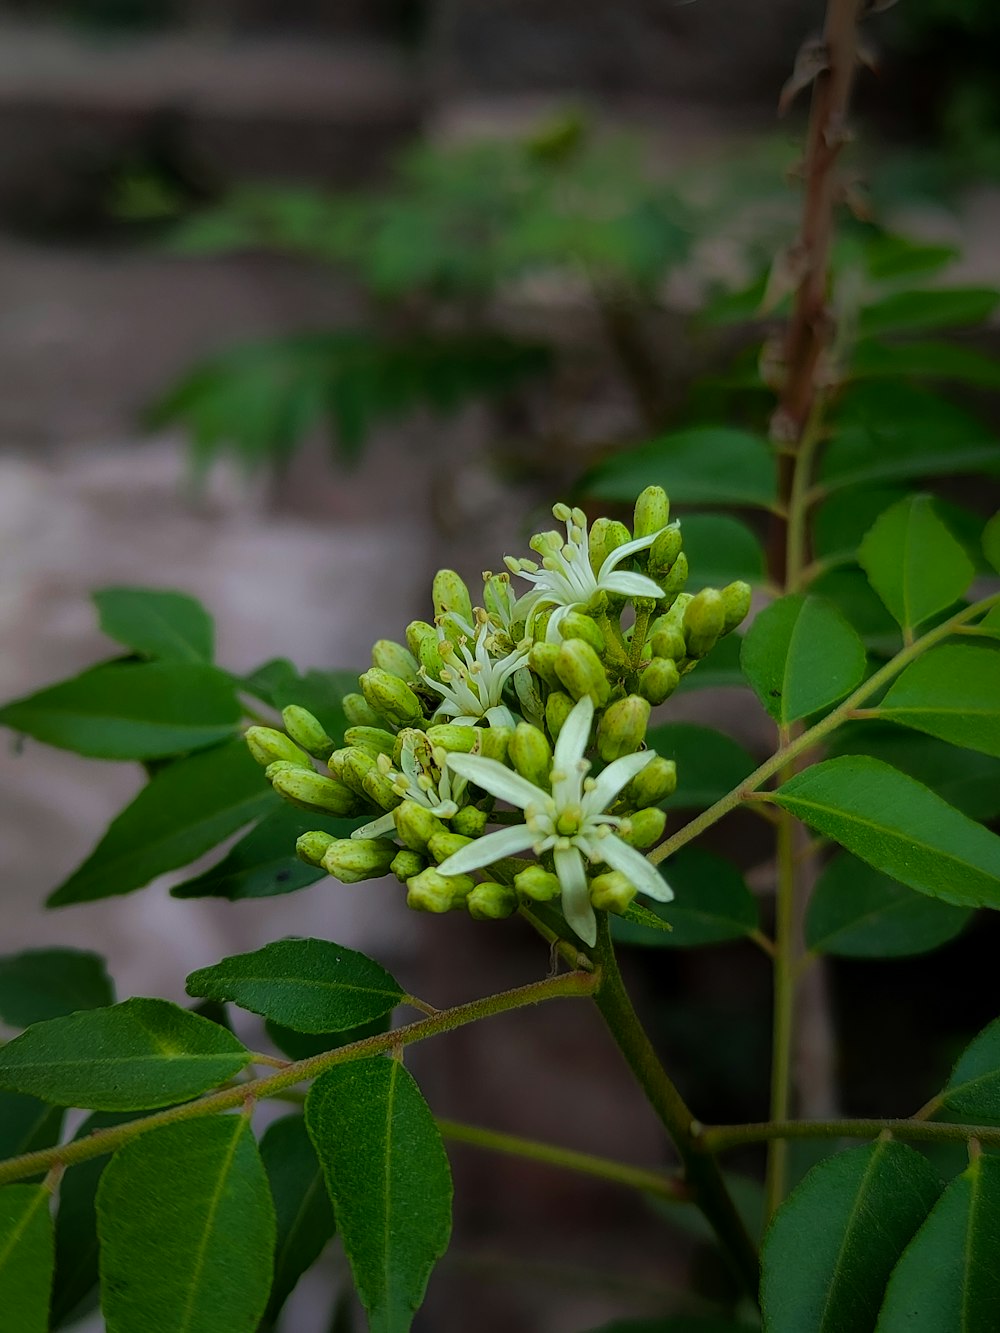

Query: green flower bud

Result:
[361,763,402,812]
[648,524,683,576]
[625,755,677,807]
[514,864,562,902]
[557,610,606,656]
[658,550,689,600]
[432,570,474,641]
[596,695,650,762]
[245,726,313,770]
[619,806,667,849]
[589,870,637,913]
[545,691,575,741]
[372,639,420,684]
[638,657,681,705]
[467,881,518,920]
[633,486,670,539]
[532,607,553,643]
[477,725,513,763]
[683,588,726,658]
[720,581,752,635]
[588,517,631,577]
[342,692,386,729]
[650,625,687,662]
[555,638,610,706]
[321,837,397,884]
[270,767,358,816]
[296,830,336,867]
[390,849,426,883]
[406,620,446,684]
[331,746,375,796]
[407,867,472,913]
[427,830,474,863]
[344,727,396,758]
[483,571,516,624]
[509,723,553,789]
[528,641,562,689]
[394,799,447,852]
[360,668,425,729]
[264,759,298,784]
[452,806,487,837]
[279,707,336,760]
[513,665,544,725]
[425,724,478,754]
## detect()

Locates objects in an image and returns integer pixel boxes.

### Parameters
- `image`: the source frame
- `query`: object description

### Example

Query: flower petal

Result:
[352,812,397,840]
[583,749,657,814]
[437,823,538,876]
[600,571,667,600]
[600,835,674,903]
[445,753,544,809]
[554,845,597,946]
[596,528,663,579]
[553,695,593,773]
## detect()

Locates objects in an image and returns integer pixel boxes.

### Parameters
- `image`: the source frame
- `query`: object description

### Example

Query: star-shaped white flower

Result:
[506,503,672,643]
[421,614,529,729]
[437,695,673,946]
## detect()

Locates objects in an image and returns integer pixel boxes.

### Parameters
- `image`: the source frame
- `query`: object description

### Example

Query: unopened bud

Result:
[344,727,396,759]
[483,572,516,624]
[394,799,447,852]
[509,723,553,789]
[361,763,402,812]
[360,668,425,729]
[648,524,683,576]
[528,642,562,689]
[452,806,487,837]
[626,755,677,807]
[589,871,637,913]
[683,588,726,658]
[633,486,670,539]
[432,570,474,639]
[245,726,313,770]
[280,707,335,760]
[720,581,752,635]
[271,767,358,816]
[467,881,518,920]
[425,724,478,754]
[619,806,667,849]
[427,830,474,863]
[407,620,447,684]
[650,625,686,662]
[321,837,397,884]
[513,665,544,725]
[514,864,562,902]
[407,867,472,913]
[372,639,420,683]
[342,692,385,729]
[390,849,425,883]
[638,657,681,705]
[296,830,336,867]
[597,696,650,761]
[477,725,512,763]
[558,611,606,656]
[658,550,689,600]
[545,691,575,741]
[332,746,376,797]
[589,517,631,578]
[555,638,610,706]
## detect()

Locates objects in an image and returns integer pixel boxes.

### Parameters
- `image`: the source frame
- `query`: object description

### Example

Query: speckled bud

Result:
[528,641,562,689]
[280,707,336,760]
[342,692,385,729]
[625,755,678,808]
[467,882,519,920]
[245,726,313,770]
[360,668,425,728]
[406,620,446,684]
[295,830,336,867]
[270,767,358,816]
[427,830,474,864]
[371,639,420,683]
[638,657,681,706]
[514,865,562,902]
[619,807,667,849]
[407,867,473,913]
[425,724,478,754]
[344,727,396,758]
[394,800,447,853]
[321,837,397,884]
[589,870,637,913]
[650,624,687,662]
[633,486,670,539]
[720,581,752,635]
[478,725,513,763]
[558,611,606,656]
[555,638,610,706]
[432,570,474,640]
[452,805,487,837]
[545,691,575,741]
[390,849,425,883]
[648,524,683,576]
[683,588,726,658]
[658,551,689,601]
[509,723,553,789]
[588,517,631,577]
[597,695,650,762]
[483,572,516,624]
[361,763,402,812]
[332,746,375,797]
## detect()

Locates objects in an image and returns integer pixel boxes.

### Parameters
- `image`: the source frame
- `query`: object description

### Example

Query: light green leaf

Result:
[186,939,404,1034]
[877,645,1000,757]
[92,587,214,663]
[261,1114,335,1323]
[984,512,1000,574]
[98,1117,276,1333]
[857,287,1000,338]
[171,805,357,901]
[806,854,971,958]
[49,738,278,906]
[761,1140,941,1333]
[740,594,866,724]
[675,514,766,590]
[859,494,974,633]
[583,428,778,509]
[0,950,114,1027]
[0,997,250,1110]
[876,1156,1000,1331]
[771,756,1000,910]
[307,1057,452,1333]
[851,340,1000,389]
[646,724,754,809]
[0,1093,64,1161]
[618,902,674,935]
[0,1185,54,1333]
[0,662,241,760]
[613,848,757,948]
[936,1018,1000,1123]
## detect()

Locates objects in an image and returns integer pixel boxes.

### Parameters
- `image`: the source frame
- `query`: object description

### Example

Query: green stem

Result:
[629,604,653,671]
[437,1117,690,1203]
[765,750,798,1219]
[591,916,760,1299]
[647,589,1000,868]
[704,1118,1000,1153]
[0,971,597,1188]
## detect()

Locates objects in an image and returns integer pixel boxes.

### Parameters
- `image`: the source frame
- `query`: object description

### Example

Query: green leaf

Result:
[0,1185,54,1333]
[810,567,900,652]
[851,340,1000,389]
[761,1140,941,1333]
[0,950,114,1027]
[242,660,356,742]
[617,902,674,935]
[675,632,745,691]
[0,998,250,1110]
[613,848,758,948]
[877,645,1000,757]
[307,1057,452,1333]
[875,1156,1000,1331]
[676,514,766,590]
[814,487,909,566]
[584,1320,758,1333]
[0,1093,63,1161]
[92,587,214,663]
[936,1018,1000,1123]
[857,287,1000,338]
[186,939,404,1034]
[646,724,755,809]
[858,496,975,633]
[863,236,958,282]
[261,1114,335,1323]
[171,805,357,900]
[740,594,866,724]
[583,428,778,509]
[984,512,1000,574]
[49,738,278,906]
[265,1013,390,1062]
[97,1116,276,1333]
[771,756,1000,911]
[0,662,241,760]
[806,854,971,958]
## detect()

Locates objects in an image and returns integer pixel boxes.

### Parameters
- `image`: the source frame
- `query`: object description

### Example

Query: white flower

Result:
[437,695,673,946]
[421,614,529,729]
[506,503,671,643]
[352,731,467,840]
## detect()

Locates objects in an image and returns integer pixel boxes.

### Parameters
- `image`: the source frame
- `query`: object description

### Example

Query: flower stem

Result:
[704,1118,1000,1153]
[765,749,799,1219]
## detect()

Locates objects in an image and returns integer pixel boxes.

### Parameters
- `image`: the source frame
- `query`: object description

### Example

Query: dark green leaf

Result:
[741,594,866,724]
[92,587,214,663]
[97,1116,276,1333]
[857,287,999,338]
[772,756,1000,911]
[810,567,900,652]
[646,724,755,809]
[0,1093,63,1162]
[675,632,745,691]
[242,661,356,742]
[877,645,1000,757]
[307,1057,452,1333]
[0,662,240,760]
[676,514,766,590]
[983,512,1000,574]
[858,495,974,633]
[814,488,909,566]
[261,1114,335,1322]
[937,1018,1000,1123]
[0,1184,54,1333]
[875,1156,1000,1331]
[863,236,958,282]
[584,1321,758,1333]
[583,428,777,509]
[761,1140,941,1333]
[613,848,757,948]
[851,340,1000,389]
[0,950,114,1027]
[806,854,971,958]
[266,1013,390,1062]
[186,939,404,1034]
[617,901,674,935]
[49,738,278,906]
[0,998,250,1110]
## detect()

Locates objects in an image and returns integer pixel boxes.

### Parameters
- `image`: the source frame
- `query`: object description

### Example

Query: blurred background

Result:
[1,2,1000,1329]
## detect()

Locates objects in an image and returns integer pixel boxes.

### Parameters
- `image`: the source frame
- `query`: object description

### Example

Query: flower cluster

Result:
[245,487,750,947]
